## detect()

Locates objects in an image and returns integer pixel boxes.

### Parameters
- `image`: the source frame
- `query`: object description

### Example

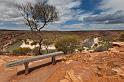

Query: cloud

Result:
[82,0,124,24]
[0,0,41,24]
[16,0,36,4]
[90,24,124,30]
[0,0,124,30]
[100,0,124,12]
[0,0,25,25]
[0,0,82,30]
[47,0,82,23]
[42,23,124,31]
[0,0,17,21]
[83,11,124,24]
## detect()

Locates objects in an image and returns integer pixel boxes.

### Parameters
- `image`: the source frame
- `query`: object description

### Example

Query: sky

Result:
[0,0,124,31]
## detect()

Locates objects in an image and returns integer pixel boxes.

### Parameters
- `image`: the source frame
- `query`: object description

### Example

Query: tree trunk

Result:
[38,44,42,55]
[38,39,42,55]
[46,46,49,53]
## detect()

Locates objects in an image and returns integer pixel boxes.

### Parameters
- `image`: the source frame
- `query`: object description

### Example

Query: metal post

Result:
[52,56,56,65]
[24,62,29,75]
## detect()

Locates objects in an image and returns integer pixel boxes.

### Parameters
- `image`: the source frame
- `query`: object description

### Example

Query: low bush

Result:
[32,47,57,55]
[94,41,112,52]
[13,47,31,55]
[55,35,80,54]
[76,46,84,52]
[32,47,39,55]
[119,32,124,41]
[42,49,57,54]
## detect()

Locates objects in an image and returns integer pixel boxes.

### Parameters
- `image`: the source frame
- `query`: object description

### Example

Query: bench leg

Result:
[24,62,29,75]
[52,56,56,65]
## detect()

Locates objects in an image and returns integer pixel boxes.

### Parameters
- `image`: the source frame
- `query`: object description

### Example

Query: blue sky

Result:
[0,0,124,31]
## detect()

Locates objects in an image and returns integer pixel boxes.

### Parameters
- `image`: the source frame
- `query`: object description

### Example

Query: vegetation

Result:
[1,31,124,55]
[42,38,53,53]
[55,35,80,54]
[32,47,56,55]
[119,32,124,41]
[94,40,112,52]
[13,47,31,55]
[42,49,57,54]
[18,1,58,55]
[32,47,39,55]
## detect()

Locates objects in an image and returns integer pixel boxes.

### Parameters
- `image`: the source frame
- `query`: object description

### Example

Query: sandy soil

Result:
[0,45,124,82]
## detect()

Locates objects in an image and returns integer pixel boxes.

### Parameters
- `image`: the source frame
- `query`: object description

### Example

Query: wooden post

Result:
[52,56,56,65]
[24,62,29,75]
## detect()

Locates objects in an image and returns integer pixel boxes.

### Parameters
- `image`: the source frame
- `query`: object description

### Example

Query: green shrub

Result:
[32,47,39,55]
[119,32,124,41]
[55,35,80,54]
[42,49,57,54]
[77,46,83,52]
[95,41,112,52]
[13,47,31,55]
[32,47,57,55]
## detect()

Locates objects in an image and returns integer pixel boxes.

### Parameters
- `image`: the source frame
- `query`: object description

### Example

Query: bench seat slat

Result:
[6,51,63,67]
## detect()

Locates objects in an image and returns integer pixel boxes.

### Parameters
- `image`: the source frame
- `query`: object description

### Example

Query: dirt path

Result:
[11,62,62,82]
[0,56,64,82]
[0,69,16,82]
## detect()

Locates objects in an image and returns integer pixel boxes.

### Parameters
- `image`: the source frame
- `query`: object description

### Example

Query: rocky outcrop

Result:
[65,69,81,82]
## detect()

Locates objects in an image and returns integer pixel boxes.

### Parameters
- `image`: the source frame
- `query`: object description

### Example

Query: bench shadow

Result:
[17,59,62,75]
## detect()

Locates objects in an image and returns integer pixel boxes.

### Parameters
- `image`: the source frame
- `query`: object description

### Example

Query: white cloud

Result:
[47,0,81,23]
[0,0,23,24]
[100,0,124,13]
[0,0,82,30]
[81,0,124,25]
[0,0,40,24]
[90,24,124,30]
[16,0,36,4]
[42,23,124,31]
[78,13,93,21]
[1,0,124,30]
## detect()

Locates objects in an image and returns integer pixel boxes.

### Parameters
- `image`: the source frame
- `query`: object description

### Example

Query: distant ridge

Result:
[0,29,28,31]
[0,29,124,32]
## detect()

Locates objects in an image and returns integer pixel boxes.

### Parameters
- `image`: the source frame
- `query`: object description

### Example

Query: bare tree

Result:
[18,1,58,55]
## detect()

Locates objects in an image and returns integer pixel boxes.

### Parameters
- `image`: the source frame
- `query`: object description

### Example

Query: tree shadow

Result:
[17,59,62,75]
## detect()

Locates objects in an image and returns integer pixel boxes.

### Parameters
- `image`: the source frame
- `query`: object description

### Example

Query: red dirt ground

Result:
[0,45,124,82]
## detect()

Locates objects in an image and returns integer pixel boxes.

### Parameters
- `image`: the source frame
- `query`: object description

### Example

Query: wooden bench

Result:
[6,51,64,74]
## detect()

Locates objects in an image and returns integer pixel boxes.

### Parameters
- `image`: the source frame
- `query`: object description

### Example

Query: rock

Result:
[113,67,124,79]
[65,60,73,64]
[108,48,120,53]
[120,74,124,79]
[95,72,103,77]
[60,79,69,82]
[112,67,124,75]
[120,66,124,71]
[0,59,6,66]
[66,69,81,82]
[89,50,94,52]
[65,73,71,80]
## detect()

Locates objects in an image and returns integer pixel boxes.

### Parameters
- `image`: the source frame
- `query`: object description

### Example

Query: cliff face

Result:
[0,31,26,51]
